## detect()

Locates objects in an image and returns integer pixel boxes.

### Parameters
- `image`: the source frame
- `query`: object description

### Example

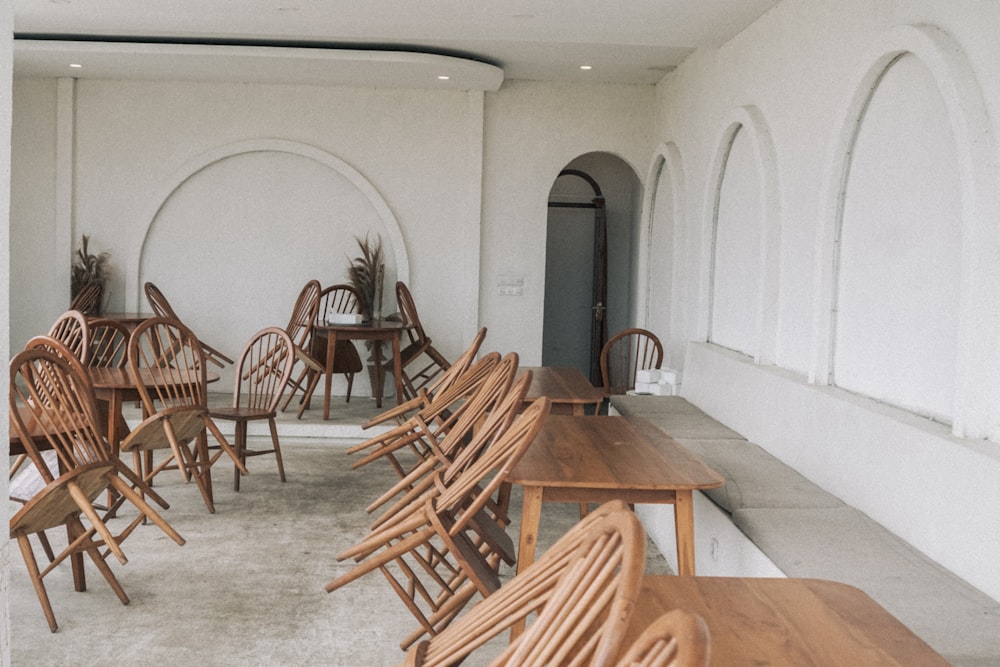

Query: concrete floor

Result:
[8,395,671,666]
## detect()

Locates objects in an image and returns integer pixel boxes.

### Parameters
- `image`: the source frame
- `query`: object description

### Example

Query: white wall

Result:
[480,81,654,363]
[646,0,1000,600]
[1,2,12,661]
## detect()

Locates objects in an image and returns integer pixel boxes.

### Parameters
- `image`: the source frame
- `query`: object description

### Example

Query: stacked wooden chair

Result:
[361,327,488,433]
[144,281,234,368]
[393,281,452,401]
[397,500,647,666]
[292,283,366,412]
[278,279,325,418]
[47,309,90,362]
[613,610,711,667]
[119,316,247,513]
[9,343,185,632]
[69,280,103,315]
[327,386,551,648]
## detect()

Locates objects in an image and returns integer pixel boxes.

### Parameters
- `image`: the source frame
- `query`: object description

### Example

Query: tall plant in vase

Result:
[346,233,385,323]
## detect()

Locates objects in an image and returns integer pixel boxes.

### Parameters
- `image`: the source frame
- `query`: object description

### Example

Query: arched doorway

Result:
[542,152,641,384]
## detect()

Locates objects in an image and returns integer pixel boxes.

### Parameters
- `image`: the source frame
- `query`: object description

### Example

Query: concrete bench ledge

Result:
[609,393,1000,666]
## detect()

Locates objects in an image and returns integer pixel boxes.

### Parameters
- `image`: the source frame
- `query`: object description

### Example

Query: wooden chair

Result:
[278,279,325,417]
[398,500,646,667]
[292,283,365,413]
[600,328,664,396]
[120,316,247,513]
[86,318,132,439]
[394,281,452,401]
[363,327,488,432]
[613,610,711,667]
[327,396,552,648]
[9,345,185,632]
[143,281,234,368]
[69,280,103,315]
[208,327,295,491]
[347,350,506,479]
[47,310,90,363]
[364,355,523,527]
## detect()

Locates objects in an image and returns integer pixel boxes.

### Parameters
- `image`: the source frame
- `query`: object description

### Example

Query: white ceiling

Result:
[13,0,779,89]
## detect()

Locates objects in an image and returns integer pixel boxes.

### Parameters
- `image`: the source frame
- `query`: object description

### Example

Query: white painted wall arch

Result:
[125,138,410,309]
[812,23,1000,438]
[639,141,689,369]
[699,105,781,365]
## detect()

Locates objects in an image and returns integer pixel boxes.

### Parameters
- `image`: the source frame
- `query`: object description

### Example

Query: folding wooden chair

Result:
[600,328,664,396]
[144,281,234,367]
[327,396,552,648]
[394,281,452,401]
[398,500,646,666]
[9,344,184,632]
[208,327,295,491]
[613,609,711,667]
[120,316,247,513]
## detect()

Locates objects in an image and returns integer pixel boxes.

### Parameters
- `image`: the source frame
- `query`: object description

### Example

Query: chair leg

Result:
[297,369,324,420]
[345,372,355,403]
[269,418,286,482]
[280,365,310,412]
[68,515,130,607]
[37,531,57,563]
[16,531,58,632]
[234,421,246,492]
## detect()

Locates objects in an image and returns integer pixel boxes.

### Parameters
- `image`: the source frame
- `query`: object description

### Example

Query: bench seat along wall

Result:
[643,0,1000,602]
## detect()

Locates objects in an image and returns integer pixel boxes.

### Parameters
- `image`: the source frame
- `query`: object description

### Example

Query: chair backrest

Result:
[69,280,103,315]
[128,316,209,411]
[144,281,180,319]
[318,283,362,323]
[406,500,646,667]
[396,281,428,345]
[47,310,89,363]
[285,279,322,350]
[613,609,711,667]
[87,318,131,368]
[231,327,296,411]
[600,328,664,396]
[9,343,110,478]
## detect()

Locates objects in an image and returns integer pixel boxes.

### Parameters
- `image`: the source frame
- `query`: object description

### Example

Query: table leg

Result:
[323,331,338,420]
[391,333,403,406]
[510,484,544,640]
[372,339,385,409]
[673,489,696,576]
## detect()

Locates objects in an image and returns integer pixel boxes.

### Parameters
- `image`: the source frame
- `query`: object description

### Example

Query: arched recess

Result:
[812,24,999,438]
[639,142,687,369]
[126,138,409,309]
[699,105,781,365]
[127,138,410,397]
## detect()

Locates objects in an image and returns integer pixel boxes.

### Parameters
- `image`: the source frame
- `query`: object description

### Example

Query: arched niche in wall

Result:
[640,142,687,370]
[814,24,999,436]
[127,138,409,395]
[701,106,780,365]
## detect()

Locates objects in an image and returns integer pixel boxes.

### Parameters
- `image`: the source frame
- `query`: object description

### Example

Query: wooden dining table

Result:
[84,311,154,331]
[516,366,605,415]
[626,575,950,665]
[312,319,406,418]
[507,414,724,578]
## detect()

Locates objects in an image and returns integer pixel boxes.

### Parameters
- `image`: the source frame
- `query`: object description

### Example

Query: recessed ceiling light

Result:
[580,65,593,71]
[69,63,82,69]
[437,75,450,81]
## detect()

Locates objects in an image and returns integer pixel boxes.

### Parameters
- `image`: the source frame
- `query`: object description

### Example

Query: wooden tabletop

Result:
[516,366,604,415]
[508,415,723,579]
[508,415,724,492]
[627,575,949,666]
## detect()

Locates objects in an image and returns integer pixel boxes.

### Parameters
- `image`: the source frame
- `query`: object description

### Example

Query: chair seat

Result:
[311,334,364,373]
